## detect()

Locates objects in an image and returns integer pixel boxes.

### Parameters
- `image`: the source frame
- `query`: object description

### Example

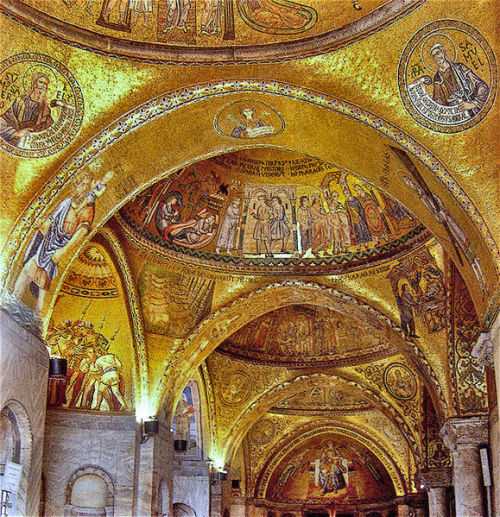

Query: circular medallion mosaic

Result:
[398,20,496,133]
[220,371,252,406]
[0,53,84,158]
[251,418,276,446]
[383,363,417,400]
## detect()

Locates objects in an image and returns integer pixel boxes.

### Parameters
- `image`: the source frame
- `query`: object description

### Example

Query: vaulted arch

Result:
[3,81,496,322]
[159,280,447,422]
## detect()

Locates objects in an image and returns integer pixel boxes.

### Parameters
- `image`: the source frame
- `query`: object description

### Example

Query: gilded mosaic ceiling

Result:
[218,304,394,366]
[2,0,423,63]
[0,0,498,503]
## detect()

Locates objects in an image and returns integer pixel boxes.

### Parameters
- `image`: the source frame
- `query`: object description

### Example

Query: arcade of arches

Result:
[0,1,498,516]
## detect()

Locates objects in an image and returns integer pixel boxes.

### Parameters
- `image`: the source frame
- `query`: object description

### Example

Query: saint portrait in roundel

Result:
[0,53,84,157]
[220,371,252,406]
[398,20,496,133]
[384,363,417,400]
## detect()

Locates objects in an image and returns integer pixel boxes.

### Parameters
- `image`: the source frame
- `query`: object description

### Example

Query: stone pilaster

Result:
[473,313,499,416]
[441,417,489,517]
[420,467,451,517]
[210,476,222,517]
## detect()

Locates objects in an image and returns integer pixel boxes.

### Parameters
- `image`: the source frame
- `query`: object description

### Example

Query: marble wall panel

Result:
[0,311,49,517]
[173,457,210,517]
[42,411,137,517]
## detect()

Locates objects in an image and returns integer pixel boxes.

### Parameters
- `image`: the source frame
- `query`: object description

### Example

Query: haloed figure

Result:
[398,283,419,339]
[13,170,113,313]
[252,195,272,256]
[430,42,489,116]
[0,72,54,147]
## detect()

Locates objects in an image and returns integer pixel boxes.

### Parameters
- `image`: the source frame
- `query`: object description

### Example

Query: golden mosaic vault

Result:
[0,1,498,516]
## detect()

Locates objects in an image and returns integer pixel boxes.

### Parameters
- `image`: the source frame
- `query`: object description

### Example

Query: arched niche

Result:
[173,502,197,517]
[4,82,496,321]
[0,400,32,517]
[65,466,114,517]
[0,406,21,471]
[172,380,202,456]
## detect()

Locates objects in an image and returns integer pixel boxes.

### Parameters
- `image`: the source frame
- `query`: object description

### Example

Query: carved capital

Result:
[420,467,451,488]
[440,417,489,451]
[473,312,499,367]
[472,333,494,367]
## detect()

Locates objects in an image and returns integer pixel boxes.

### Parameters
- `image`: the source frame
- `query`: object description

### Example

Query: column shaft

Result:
[428,486,447,517]
[453,446,485,517]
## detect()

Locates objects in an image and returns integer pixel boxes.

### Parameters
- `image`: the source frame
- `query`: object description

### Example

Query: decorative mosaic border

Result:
[118,209,431,274]
[3,80,497,293]
[216,342,396,368]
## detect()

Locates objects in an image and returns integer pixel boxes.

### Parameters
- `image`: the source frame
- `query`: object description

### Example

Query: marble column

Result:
[420,467,451,517]
[441,417,489,517]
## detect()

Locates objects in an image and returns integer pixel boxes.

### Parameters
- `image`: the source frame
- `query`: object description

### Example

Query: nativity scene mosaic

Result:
[117,150,429,272]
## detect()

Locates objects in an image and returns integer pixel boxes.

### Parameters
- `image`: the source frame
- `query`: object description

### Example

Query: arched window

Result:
[173,502,197,517]
[65,466,114,517]
[173,381,202,455]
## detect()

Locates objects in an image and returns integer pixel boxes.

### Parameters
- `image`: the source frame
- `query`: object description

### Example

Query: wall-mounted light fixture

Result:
[140,418,159,444]
[48,357,67,379]
[211,470,227,482]
[174,439,188,451]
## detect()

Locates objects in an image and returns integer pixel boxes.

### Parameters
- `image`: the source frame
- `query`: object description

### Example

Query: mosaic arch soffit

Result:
[47,226,150,405]
[3,80,496,316]
[254,424,406,498]
[217,372,423,467]
[158,280,446,420]
[246,415,410,484]
[0,0,424,64]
